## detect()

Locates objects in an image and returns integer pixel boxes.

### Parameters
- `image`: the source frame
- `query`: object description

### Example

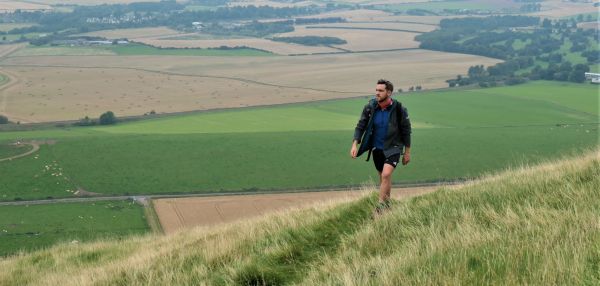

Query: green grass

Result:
[0,81,597,201]
[376,0,516,12]
[184,5,219,11]
[10,44,273,57]
[0,148,597,284]
[0,200,149,256]
[1,33,44,41]
[0,143,32,159]
[0,23,36,32]
[10,45,116,56]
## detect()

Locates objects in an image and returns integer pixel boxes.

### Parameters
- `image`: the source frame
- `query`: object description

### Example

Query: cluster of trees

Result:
[74,111,117,126]
[519,3,541,12]
[271,36,346,46]
[0,115,8,124]
[416,15,597,87]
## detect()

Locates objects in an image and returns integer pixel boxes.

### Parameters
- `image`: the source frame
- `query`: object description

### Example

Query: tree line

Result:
[416,15,598,87]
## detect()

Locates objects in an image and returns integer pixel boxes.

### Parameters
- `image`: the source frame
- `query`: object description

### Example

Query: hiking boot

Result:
[372,202,391,219]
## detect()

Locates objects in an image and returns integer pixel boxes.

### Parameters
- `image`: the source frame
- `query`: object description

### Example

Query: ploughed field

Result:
[154,186,437,234]
[0,81,597,202]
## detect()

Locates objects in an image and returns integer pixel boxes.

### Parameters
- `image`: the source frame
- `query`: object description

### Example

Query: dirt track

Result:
[154,186,439,234]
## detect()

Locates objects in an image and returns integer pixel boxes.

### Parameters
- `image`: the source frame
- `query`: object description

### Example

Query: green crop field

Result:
[0,200,149,256]
[0,81,598,202]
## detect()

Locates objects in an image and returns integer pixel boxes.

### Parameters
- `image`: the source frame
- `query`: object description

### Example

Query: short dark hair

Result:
[377,79,394,92]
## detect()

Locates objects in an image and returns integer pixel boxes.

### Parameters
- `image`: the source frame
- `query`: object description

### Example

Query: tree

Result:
[0,114,8,124]
[99,111,117,125]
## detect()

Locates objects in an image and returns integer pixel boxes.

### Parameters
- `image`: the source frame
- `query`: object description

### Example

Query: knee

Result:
[381,171,392,181]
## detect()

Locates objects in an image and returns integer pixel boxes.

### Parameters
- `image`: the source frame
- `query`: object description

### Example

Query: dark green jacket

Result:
[353,98,411,159]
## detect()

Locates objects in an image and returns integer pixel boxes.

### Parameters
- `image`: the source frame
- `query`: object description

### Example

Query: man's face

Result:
[375,84,391,102]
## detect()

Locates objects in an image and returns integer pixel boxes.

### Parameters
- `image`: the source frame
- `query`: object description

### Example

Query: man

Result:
[350,79,411,214]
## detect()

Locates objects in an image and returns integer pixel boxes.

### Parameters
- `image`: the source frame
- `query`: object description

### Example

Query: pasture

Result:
[0,49,501,122]
[0,200,149,256]
[0,81,597,202]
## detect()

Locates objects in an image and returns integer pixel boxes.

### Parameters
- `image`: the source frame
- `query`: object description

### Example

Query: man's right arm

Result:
[350,104,370,158]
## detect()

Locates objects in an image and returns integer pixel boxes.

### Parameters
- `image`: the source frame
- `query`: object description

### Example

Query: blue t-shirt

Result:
[372,106,390,150]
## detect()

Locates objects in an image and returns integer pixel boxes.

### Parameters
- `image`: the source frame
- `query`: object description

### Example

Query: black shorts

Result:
[372,149,401,173]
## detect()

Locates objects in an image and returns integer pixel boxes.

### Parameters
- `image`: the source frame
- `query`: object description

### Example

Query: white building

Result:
[584,72,600,84]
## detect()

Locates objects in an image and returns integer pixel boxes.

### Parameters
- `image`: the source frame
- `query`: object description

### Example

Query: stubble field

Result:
[0,49,502,122]
[274,26,421,51]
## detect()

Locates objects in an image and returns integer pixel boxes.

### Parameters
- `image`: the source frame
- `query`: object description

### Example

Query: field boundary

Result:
[0,180,465,206]
[306,26,424,33]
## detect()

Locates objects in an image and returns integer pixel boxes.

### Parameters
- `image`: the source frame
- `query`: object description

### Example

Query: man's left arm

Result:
[400,107,412,165]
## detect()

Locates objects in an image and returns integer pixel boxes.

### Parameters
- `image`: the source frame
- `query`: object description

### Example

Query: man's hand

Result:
[402,152,411,165]
[350,141,358,158]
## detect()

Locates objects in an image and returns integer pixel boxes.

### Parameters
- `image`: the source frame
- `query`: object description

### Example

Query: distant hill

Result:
[0,149,598,285]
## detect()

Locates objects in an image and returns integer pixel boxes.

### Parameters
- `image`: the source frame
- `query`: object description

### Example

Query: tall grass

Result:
[0,150,598,285]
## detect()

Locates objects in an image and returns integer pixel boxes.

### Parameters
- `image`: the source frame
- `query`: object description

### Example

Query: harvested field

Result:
[275,25,421,51]
[531,0,599,18]
[300,10,461,25]
[0,0,50,11]
[297,9,394,22]
[134,37,339,55]
[154,186,439,234]
[308,21,438,33]
[79,27,185,40]
[227,0,320,7]
[0,43,26,58]
[0,66,333,123]
[19,0,161,4]
[0,50,501,122]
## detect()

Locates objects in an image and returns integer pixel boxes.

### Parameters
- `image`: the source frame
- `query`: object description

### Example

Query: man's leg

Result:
[379,163,395,204]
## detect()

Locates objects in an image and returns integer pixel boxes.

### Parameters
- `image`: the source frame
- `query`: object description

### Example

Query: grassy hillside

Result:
[0,81,598,200]
[0,149,597,285]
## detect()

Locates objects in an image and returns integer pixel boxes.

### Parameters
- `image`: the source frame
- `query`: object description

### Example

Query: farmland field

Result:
[132,36,340,55]
[0,200,149,256]
[0,23,36,32]
[0,81,597,202]
[375,0,519,12]
[9,44,272,57]
[307,22,438,33]
[79,27,184,40]
[275,26,421,51]
[532,0,599,18]
[0,49,502,122]
[0,1,50,12]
